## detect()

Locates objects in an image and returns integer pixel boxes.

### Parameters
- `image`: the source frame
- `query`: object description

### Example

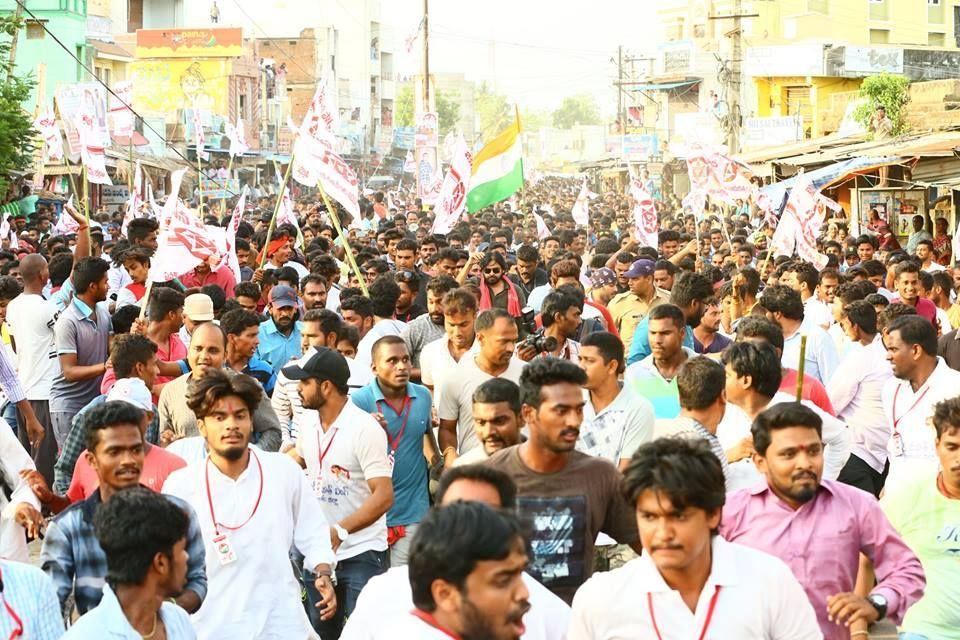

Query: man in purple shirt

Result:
[720,402,925,640]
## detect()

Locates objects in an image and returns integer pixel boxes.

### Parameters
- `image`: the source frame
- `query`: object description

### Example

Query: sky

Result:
[381,0,660,116]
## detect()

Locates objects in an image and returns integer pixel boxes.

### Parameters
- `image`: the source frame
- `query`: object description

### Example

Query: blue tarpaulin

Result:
[759,156,904,214]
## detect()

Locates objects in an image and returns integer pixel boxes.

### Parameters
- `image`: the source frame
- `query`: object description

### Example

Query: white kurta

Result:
[163,448,335,640]
[0,418,41,562]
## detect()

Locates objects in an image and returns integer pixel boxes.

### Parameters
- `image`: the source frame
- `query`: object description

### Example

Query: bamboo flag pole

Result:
[795,334,808,401]
[220,155,234,222]
[316,184,369,298]
[259,154,296,270]
[81,164,91,246]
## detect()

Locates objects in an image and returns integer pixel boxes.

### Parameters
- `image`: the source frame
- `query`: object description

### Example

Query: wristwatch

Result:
[334,523,350,544]
[867,593,888,620]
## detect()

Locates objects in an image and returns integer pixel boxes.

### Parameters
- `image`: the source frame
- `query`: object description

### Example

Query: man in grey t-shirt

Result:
[50,258,112,446]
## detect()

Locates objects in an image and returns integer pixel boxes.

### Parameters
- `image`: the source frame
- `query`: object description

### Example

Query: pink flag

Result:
[221,186,247,281]
[33,108,65,163]
[770,174,828,270]
[75,110,112,186]
[431,135,473,235]
[109,80,134,139]
[630,176,659,248]
[533,212,551,240]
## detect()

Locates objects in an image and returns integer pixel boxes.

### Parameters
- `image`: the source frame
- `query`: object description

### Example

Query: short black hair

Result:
[368,275,401,318]
[426,274,458,298]
[789,262,819,293]
[736,316,785,351]
[86,400,146,452]
[110,334,158,379]
[302,308,342,335]
[73,257,110,295]
[234,281,261,301]
[670,272,714,308]
[581,331,625,375]
[472,378,521,414]
[408,502,525,612]
[340,295,374,319]
[147,287,185,323]
[621,438,725,528]
[886,314,937,356]
[752,402,823,456]
[0,275,21,302]
[336,323,360,349]
[541,290,580,328]
[932,396,960,438]
[519,357,587,409]
[894,260,920,280]
[475,308,514,333]
[648,303,686,330]
[186,368,263,419]
[201,284,227,314]
[93,486,189,587]
[760,284,804,321]
[721,341,782,398]
[127,218,159,245]
[842,300,877,335]
[435,464,517,508]
[676,356,725,410]
[516,245,539,262]
[220,308,262,337]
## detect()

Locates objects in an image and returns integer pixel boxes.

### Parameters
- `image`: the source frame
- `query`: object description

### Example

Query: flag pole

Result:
[795,334,808,401]
[81,164,91,245]
[221,154,234,223]
[197,152,205,218]
[259,153,295,270]
[317,184,369,298]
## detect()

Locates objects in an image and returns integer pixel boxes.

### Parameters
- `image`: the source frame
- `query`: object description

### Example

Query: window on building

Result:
[869,28,890,44]
[928,31,946,45]
[808,0,828,12]
[25,20,45,39]
[929,0,941,5]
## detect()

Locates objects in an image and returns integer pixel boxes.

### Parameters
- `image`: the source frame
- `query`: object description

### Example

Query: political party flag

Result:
[193,107,208,161]
[121,161,144,236]
[52,198,81,236]
[770,173,828,270]
[533,211,551,240]
[221,186,247,282]
[630,175,659,248]
[224,118,250,157]
[33,108,65,163]
[571,179,590,227]
[109,80,134,139]
[75,109,112,186]
[467,111,523,213]
[431,135,473,235]
[403,150,416,173]
[151,206,220,282]
[404,16,425,54]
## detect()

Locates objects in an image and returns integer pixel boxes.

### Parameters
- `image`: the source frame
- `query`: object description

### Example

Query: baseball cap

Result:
[623,259,656,279]
[590,267,617,288]
[269,285,298,308]
[183,293,215,321]
[106,378,153,413]
[281,347,350,388]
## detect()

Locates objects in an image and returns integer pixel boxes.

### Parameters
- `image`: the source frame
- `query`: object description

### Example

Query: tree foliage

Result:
[0,16,37,198]
[395,84,460,135]
[520,107,551,132]
[552,93,601,129]
[476,82,512,140]
[853,73,910,137]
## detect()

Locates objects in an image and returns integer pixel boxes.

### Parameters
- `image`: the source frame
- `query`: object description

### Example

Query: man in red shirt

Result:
[892,261,938,325]
[179,259,236,298]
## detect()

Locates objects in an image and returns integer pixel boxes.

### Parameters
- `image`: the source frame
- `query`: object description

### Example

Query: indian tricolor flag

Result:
[467,112,523,213]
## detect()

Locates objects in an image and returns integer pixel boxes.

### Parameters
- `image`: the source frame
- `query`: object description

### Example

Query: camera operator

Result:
[532,290,583,363]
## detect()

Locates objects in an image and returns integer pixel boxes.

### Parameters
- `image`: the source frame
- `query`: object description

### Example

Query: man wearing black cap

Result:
[607,258,668,350]
[283,347,394,636]
[256,284,303,376]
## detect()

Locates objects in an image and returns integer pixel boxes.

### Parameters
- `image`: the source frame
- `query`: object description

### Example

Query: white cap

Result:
[106,378,153,413]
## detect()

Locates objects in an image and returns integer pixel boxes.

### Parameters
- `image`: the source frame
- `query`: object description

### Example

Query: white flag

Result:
[771,174,829,270]
[221,186,247,282]
[224,118,249,157]
[431,135,473,235]
[533,211,551,240]
[109,80,134,139]
[33,108,65,163]
[193,107,208,161]
[151,206,219,281]
[571,179,590,226]
[52,202,81,236]
[121,161,144,236]
[630,176,659,248]
[75,110,112,186]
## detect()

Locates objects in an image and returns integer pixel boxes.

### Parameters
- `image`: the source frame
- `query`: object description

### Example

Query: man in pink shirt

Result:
[721,402,925,640]
[891,261,937,325]
[68,378,185,502]
[179,260,236,298]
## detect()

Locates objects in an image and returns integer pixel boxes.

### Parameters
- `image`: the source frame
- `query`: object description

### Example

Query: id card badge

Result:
[890,432,904,458]
[387,450,396,470]
[212,533,238,566]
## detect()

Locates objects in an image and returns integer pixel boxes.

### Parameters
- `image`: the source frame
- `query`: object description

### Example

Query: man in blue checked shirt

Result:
[40,401,207,617]
[0,559,63,639]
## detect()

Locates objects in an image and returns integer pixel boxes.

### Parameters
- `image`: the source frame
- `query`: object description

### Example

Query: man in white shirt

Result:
[568,437,821,639]
[354,276,407,371]
[6,254,61,482]
[420,288,478,410]
[162,369,336,640]
[881,314,960,491]
[284,348,393,637]
[761,284,839,384]
[359,501,531,639]
[452,378,523,467]
[342,464,570,640]
[829,300,893,497]
[0,419,43,562]
[782,262,833,330]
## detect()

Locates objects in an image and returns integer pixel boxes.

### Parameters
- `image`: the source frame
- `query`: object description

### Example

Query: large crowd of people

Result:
[0,172,957,639]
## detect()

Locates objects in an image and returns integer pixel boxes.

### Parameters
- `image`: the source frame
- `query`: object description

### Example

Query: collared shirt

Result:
[653,416,731,489]
[803,296,833,329]
[0,344,25,406]
[881,357,960,489]
[626,315,695,365]
[255,318,303,375]
[721,480,925,640]
[892,295,938,324]
[355,318,407,372]
[608,289,669,352]
[62,584,194,639]
[577,386,654,464]
[50,296,112,413]
[162,448,334,640]
[40,488,207,616]
[508,268,549,299]
[827,336,893,472]
[352,381,432,526]
[782,317,839,384]
[568,536,822,639]
[343,565,570,640]
[400,313,446,369]
[624,348,696,421]
[178,265,236,298]
[0,560,64,640]
[240,356,277,395]
[420,336,479,410]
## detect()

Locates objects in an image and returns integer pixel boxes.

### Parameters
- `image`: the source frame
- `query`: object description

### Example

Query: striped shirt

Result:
[654,416,732,489]
[0,560,64,640]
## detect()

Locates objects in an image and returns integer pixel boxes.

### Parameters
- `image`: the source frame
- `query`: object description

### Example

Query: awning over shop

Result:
[629,79,701,91]
[760,156,905,212]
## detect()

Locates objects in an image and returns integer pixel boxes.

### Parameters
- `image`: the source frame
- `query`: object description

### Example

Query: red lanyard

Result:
[410,609,462,639]
[316,427,339,468]
[648,585,720,640]
[204,449,264,536]
[376,396,411,454]
[891,384,931,434]
[0,569,23,640]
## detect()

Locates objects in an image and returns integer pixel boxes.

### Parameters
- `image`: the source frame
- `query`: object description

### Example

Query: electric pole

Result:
[617,45,623,131]
[422,0,430,114]
[709,0,757,155]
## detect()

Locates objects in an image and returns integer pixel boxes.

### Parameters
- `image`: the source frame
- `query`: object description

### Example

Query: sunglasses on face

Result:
[396,270,417,283]
[484,268,502,275]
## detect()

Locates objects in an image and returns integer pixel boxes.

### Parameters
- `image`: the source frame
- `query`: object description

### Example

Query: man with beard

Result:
[255,285,303,376]
[401,275,457,380]
[352,337,436,566]
[484,358,640,604]
[358,502,530,639]
[720,402,924,640]
[283,348,393,636]
[568,438,822,639]
[222,309,276,395]
[40,401,207,616]
[509,245,549,299]
[626,271,713,365]
[162,369,336,640]
[421,288,479,407]
[453,379,523,467]
[301,274,329,312]
[466,252,525,319]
